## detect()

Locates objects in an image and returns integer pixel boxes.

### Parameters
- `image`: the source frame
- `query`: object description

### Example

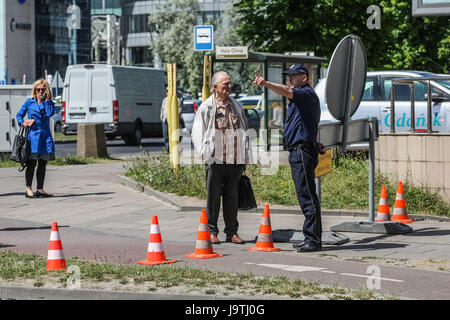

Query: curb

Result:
[0,286,251,300]
[54,140,77,145]
[117,175,450,222]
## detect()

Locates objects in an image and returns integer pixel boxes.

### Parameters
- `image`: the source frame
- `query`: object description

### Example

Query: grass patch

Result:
[124,151,450,217]
[0,153,118,168]
[49,155,117,166]
[124,151,207,199]
[53,132,77,142]
[0,251,386,300]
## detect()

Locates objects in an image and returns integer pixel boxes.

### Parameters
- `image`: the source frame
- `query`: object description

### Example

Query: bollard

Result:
[77,123,107,158]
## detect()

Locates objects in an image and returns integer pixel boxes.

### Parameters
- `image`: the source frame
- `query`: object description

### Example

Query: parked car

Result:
[238,95,264,132]
[52,104,63,132]
[238,95,263,110]
[315,70,450,133]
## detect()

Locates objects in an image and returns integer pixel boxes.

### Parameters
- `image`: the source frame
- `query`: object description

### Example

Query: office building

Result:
[91,0,122,64]
[35,0,91,79]
[0,0,36,85]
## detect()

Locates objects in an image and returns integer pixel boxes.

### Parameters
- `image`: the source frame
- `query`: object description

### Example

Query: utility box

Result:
[0,85,33,153]
[77,123,108,158]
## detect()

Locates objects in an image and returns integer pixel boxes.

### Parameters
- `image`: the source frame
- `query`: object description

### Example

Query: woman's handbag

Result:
[238,174,257,210]
[10,126,30,172]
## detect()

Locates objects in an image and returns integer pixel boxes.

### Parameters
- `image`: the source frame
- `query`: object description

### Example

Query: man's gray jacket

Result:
[191,94,253,164]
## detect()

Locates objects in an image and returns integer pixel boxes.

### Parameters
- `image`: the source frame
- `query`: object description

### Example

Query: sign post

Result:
[202,56,212,102]
[323,35,411,234]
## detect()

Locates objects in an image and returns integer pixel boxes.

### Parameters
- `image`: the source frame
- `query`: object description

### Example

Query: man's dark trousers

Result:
[288,144,322,246]
[205,163,245,237]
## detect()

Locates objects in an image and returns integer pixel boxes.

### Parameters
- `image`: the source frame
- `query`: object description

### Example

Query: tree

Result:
[148,0,203,95]
[235,0,450,73]
[214,1,263,97]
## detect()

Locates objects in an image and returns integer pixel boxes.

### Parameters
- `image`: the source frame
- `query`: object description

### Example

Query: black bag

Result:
[238,174,257,210]
[10,126,30,172]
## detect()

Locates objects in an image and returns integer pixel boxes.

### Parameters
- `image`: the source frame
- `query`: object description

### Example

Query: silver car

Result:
[315,70,450,133]
[52,104,63,132]
[180,99,201,134]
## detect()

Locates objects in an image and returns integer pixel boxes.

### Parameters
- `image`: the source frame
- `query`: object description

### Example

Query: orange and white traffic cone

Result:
[376,186,391,222]
[46,222,66,271]
[138,215,176,266]
[186,210,224,259]
[247,205,281,252]
[391,181,415,224]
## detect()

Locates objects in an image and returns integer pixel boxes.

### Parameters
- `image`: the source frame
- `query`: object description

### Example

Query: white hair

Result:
[211,71,229,92]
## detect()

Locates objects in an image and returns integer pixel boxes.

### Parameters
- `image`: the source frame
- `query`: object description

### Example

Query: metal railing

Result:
[390,76,450,133]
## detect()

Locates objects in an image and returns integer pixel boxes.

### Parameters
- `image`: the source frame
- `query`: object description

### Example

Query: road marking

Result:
[249,263,403,282]
[339,273,404,283]
[256,263,326,273]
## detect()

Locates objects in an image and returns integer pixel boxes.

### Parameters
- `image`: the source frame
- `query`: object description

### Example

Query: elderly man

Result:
[192,71,252,244]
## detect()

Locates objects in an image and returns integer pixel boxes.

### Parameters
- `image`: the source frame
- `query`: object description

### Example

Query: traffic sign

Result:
[326,35,367,122]
[325,35,367,153]
[315,149,332,178]
[194,25,214,51]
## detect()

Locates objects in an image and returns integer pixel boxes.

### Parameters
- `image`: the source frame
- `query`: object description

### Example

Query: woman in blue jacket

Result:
[17,79,55,198]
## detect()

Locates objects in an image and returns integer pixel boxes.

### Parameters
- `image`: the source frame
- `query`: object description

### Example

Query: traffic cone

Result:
[186,210,224,259]
[391,181,415,224]
[376,186,391,222]
[138,215,176,266]
[247,205,281,252]
[46,222,66,271]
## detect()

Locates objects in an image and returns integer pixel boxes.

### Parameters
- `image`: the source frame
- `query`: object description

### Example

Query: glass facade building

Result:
[91,0,122,16]
[91,0,122,64]
[35,0,91,79]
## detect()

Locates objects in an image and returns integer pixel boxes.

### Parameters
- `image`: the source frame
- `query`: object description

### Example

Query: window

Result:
[361,77,378,101]
[383,77,431,101]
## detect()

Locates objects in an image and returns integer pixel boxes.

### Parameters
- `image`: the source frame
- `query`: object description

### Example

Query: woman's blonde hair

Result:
[32,79,52,100]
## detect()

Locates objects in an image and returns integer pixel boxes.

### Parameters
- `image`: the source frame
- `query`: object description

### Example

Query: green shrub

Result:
[124,151,450,217]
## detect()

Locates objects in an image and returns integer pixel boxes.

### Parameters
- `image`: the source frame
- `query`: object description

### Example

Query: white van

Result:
[62,64,167,145]
[315,71,450,133]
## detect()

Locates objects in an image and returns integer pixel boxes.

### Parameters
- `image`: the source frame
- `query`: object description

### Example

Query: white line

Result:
[339,272,404,283]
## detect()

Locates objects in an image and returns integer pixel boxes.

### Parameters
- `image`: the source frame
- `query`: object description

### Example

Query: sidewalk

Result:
[1,161,449,261]
[116,172,450,261]
[1,162,450,299]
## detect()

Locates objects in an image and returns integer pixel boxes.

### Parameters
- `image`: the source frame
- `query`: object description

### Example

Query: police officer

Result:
[253,64,322,252]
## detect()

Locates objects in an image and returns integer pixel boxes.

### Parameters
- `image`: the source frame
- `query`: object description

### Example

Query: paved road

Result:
[1,162,450,299]
[55,137,169,159]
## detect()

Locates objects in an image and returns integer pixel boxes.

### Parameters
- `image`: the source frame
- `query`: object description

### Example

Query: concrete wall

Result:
[375,133,450,202]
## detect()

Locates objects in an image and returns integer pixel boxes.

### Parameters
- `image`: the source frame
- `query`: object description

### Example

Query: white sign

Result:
[51,71,63,89]
[216,46,248,59]
[194,25,214,51]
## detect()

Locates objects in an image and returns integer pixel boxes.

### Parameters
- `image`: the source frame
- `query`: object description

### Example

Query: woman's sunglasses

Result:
[36,88,46,92]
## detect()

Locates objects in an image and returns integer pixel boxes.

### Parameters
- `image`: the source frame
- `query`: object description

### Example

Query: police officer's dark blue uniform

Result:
[253,64,322,252]
[283,65,322,252]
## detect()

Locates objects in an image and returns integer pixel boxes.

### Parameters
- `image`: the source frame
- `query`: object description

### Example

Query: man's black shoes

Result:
[296,243,322,252]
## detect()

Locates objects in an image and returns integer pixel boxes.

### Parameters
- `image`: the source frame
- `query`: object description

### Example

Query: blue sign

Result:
[194,26,214,51]
[18,0,26,4]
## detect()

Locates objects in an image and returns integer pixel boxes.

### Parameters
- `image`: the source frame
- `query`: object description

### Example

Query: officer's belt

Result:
[287,140,316,152]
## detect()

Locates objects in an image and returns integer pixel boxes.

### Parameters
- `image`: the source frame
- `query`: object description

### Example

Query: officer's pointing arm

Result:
[253,71,293,100]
